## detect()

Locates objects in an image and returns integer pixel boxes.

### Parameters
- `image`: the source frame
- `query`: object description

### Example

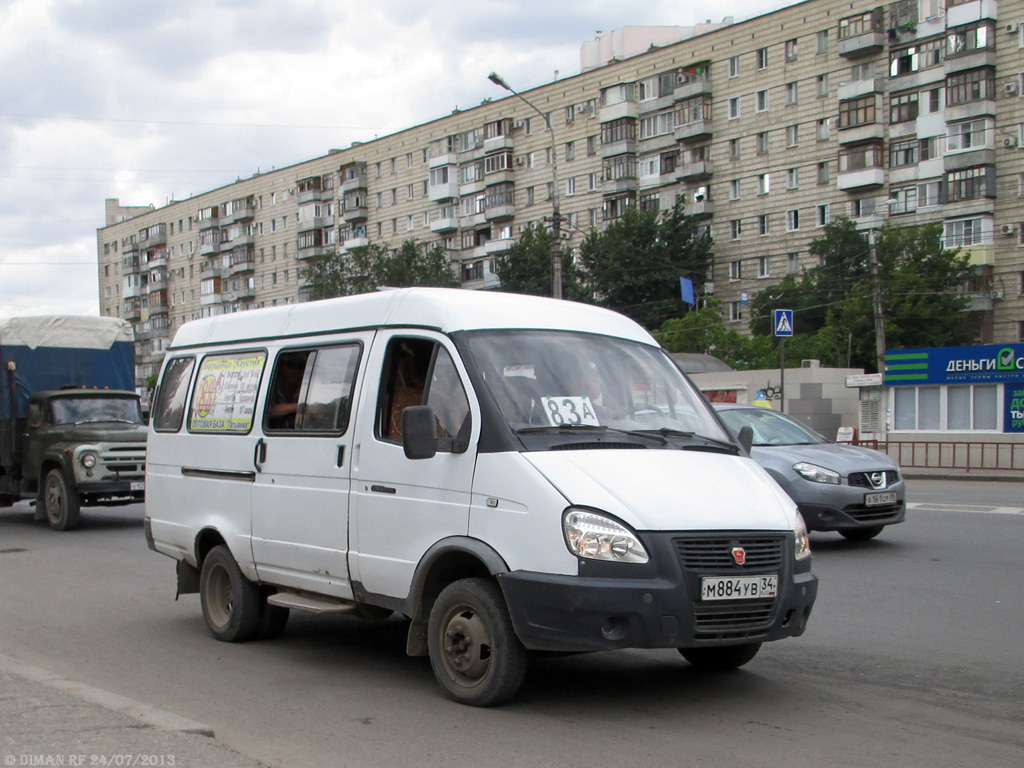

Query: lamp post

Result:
[488,72,563,299]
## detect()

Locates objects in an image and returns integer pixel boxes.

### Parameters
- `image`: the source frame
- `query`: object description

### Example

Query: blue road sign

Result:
[773,309,794,337]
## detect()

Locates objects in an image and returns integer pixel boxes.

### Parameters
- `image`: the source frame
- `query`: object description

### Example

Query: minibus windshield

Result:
[465,330,730,444]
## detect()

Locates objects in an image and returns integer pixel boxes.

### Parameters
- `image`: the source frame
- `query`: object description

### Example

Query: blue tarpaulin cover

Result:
[0,316,135,419]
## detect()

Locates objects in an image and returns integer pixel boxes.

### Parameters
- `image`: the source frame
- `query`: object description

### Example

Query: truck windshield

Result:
[51,397,142,425]
[464,330,730,444]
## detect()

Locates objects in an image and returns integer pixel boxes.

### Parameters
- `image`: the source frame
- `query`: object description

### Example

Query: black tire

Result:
[840,525,884,542]
[680,642,762,671]
[43,468,80,531]
[255,589,290,640]
[427,577,528,707]
[199,545,261,642]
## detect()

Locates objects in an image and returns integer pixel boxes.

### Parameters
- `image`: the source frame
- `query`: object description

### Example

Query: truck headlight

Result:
[81,453,97,469]
[793,462,840,485]
[563,508,649,564]
[794,512,811,561]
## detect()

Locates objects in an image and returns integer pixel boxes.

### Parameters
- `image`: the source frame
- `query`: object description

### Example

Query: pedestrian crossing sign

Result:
[773,309,794,337]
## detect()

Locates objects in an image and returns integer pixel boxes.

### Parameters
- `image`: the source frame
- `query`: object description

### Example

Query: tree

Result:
[306,240,458,300]
[578,199,712,329]
[491,225,589,300]
[749,220,974,372]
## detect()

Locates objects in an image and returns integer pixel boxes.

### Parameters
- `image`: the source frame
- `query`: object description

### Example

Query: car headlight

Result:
[80,453,97,469]
[563,508,649,564]
[793,462,840,484]
[794,512,811,561]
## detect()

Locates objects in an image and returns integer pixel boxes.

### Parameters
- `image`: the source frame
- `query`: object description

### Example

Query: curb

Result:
[0,653,215,738]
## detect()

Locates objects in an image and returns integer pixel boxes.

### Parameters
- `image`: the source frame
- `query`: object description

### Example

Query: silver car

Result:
[714,404,905,541]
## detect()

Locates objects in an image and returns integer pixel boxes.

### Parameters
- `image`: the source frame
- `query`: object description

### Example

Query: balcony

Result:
[342,235,369,250]
[139,226,166,248]
[601,138,637,158]
[837,167,886,190]
[674,119,713,143]
[944,49,997,76]
[429,178,459,201]
[121,254,139,272]
[944,149,996,172]
[837,122,885,146]
[688,199,715,217]
[674,78,712,102]
[227,199,255,222]
[296,177,327,204]
[484,237,515,255]
[143,250,167,270]
[483,135,513,153]
[485,204,515,222]
[430,216,459,233]
[228,258,256,276]
[836,78,884,102]
[599,101,638,123]
[340,165,367,194]
[677,161,713,180]
[342,202,368,223]
[199,292,222,307]
[603,177,638,195]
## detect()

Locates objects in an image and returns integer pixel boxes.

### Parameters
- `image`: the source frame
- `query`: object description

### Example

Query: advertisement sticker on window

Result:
[189,352,266,433]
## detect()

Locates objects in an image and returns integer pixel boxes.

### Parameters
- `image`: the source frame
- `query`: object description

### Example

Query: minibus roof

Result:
[168,288,657,349]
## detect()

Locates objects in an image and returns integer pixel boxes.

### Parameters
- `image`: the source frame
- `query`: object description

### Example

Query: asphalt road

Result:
[1,479,1021,768]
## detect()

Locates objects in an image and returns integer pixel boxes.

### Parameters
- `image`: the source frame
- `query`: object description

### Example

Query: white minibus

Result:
[145,288,817,706]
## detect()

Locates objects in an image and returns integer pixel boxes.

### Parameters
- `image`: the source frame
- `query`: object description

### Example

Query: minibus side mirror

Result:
[402,405,438,460]
[737,425,753,455]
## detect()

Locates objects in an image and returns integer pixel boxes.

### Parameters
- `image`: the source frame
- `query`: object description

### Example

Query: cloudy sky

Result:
[0,0,798,320]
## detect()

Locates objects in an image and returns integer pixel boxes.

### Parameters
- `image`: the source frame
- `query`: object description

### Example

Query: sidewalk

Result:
[0,655,272,768]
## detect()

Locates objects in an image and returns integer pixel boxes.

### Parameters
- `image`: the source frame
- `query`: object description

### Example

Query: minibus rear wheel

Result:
[427,577,528,706]
[200,545,261,642]
[679,642,761,671]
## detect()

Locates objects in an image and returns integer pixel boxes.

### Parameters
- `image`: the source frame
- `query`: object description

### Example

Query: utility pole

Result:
[868,228,886,374]
[488,72,562,299]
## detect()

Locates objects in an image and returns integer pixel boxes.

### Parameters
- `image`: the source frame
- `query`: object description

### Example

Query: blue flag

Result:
[679,277,695,305]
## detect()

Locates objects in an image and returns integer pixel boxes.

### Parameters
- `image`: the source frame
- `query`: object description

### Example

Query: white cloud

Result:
[0,0,798,320]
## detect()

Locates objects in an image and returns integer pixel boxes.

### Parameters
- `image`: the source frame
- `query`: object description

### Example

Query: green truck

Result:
[1,316,147,530]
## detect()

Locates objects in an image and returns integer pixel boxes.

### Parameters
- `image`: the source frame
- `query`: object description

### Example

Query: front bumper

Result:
[77,479,145,503]
[498,531,817,653]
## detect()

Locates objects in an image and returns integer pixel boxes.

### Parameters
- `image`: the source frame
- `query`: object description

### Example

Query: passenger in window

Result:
[389,343,427,440]
[269,353,307,429]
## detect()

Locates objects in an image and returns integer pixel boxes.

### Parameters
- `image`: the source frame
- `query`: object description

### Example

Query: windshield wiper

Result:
[517,424,672,445]
[631,428,740,454]
[73,418,138,425]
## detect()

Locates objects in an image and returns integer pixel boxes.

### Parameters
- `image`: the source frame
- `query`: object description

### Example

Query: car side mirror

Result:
[737,425,753,455]
[402,405,437,460]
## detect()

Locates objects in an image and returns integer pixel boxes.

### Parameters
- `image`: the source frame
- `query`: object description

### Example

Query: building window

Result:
[729,179,740,200]
[730,219,742,239]
[756,47,768,70]
[890,138,919,168]
[890,38,943,77]
[758,214,770,234]
[787,168,799,189]
[945,218,983,247]
[730,138,741,159]
[893,384,998,431]
[729,259,741,283]
[728,97,740,119]
[946,166,992,202]
[947,21,995,57]
[757,132,769,154]
[817,118,830,141]
[758,256,771,278]
[816,74,828,98]
[947,68,995,106]
[756,89,769,112]
[729,55,741,77]
[639,109,677,138]
[817,161,829,185]
[785,39,798,61]
[786,82,798,104]
[758,173,770,195]
[851,197,876,218]
[839,142,884,172]
[889,91,919,124]
[786,125,799,147]
[788,252,801,274]
[816,203,830,226]
[816,30,829,53]
[889,185,918,214]
[729,301,743,322]
[839,95,876,128]
[786,209,800,231]
[947,119,990,151]
[838,9,882,40]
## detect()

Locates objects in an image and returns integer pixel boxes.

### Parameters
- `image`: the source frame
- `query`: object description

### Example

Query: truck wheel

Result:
[427,577,528,707]
[199,545,261,642]
[680,642,761,671]
[840,525,884,542]
[255,589,290,640]
[43,469,81,531]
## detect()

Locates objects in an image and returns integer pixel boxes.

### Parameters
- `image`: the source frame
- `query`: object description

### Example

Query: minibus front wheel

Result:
[200,545,261,642]
[427,577,528,706]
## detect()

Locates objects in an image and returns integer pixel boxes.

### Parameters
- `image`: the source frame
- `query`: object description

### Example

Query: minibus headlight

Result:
[563,508,649,564]
[793,462,840,485]
[794,512,812,561]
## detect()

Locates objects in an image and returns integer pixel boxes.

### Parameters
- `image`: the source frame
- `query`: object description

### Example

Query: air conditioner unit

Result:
[704,281,715,295]
[1004,136,1018,148]
[1006,23,1018,33]
[1004,82,1018,95]
[991,290,1005,300]
[515,156,525,166]
[513,119,525,129]
[1000,223,1017,235]
[576,104,588,114]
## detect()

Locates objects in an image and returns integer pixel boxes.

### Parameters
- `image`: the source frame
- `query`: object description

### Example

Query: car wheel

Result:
[427,578,528,707]
[199,545,261,642]
[840,525,884,542]
[43,469,80,531]
[679,642,762,671]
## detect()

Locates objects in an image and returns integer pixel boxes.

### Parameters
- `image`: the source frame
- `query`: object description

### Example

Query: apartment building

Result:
[98,0,1024,385]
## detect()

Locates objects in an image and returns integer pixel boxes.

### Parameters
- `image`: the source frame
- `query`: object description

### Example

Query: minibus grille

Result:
[693,600,776,640]
[674,536,785,572]
[550,442,646,451]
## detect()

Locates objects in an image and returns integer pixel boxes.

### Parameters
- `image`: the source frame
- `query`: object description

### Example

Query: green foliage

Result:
[748,220,975,372]
[491,226,589,301]
[578,199,712,329]
[306,240,458,300]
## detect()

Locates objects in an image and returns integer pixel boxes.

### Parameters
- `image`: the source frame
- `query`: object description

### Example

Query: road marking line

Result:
[907,502,1024,516]
[0,652,215,736]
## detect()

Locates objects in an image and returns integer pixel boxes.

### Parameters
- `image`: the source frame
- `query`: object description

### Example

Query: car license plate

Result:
[130,481,145,492]
[701,575,777,601]
[865,491,897,506]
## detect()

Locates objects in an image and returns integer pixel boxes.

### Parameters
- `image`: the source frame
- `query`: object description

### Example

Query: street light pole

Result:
[868,227,887,375]
[488,72,563,299]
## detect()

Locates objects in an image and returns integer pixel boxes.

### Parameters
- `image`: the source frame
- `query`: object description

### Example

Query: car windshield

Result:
[464,330,730,443]
[717,407,827,447]
[51,397,142,425]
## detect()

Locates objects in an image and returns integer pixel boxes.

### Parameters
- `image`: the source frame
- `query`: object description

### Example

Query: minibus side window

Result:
[153,357,195,433]
[265,344,361,434]
[376,337,470,452]
[187,351,267,434]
